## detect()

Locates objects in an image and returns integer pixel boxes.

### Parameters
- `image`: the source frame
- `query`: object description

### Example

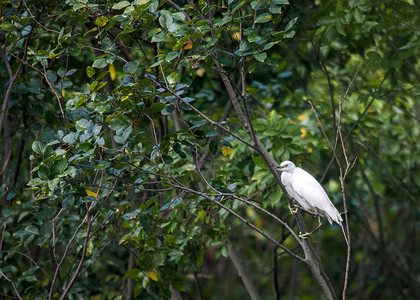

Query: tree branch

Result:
[227,237,261,300]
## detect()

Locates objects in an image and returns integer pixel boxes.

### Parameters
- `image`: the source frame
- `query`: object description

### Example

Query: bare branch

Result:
[227,237,261,300]
[170,182,306,262]
[0,271,23,300]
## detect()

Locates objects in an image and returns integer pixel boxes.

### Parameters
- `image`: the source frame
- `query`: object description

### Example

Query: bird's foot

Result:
[299,232,311,239]
[288,204,299,214]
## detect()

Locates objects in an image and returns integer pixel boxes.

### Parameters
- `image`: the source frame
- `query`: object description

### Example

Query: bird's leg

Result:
[299,216,323,239]
[299,231,311,239]
[310,216,323,234]
[288,205,299,214]
[288,201,299,214]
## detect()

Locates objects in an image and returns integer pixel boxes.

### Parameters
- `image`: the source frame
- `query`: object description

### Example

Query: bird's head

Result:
[274,160,296,173]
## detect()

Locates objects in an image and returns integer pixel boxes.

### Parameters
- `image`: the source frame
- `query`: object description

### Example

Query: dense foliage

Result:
[1,0,419,299]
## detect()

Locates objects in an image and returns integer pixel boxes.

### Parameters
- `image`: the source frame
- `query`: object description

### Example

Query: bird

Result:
[275,160,343,231]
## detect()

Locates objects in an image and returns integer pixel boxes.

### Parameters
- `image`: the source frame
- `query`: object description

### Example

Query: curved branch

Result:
[170,182,306,263]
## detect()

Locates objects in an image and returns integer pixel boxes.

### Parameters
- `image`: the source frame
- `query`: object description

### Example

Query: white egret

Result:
[275,160,342,235]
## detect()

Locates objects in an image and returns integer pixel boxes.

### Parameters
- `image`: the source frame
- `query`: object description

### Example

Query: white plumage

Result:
[275,160,342,225]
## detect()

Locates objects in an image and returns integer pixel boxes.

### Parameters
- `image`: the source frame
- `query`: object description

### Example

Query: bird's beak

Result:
[274,165,283,171]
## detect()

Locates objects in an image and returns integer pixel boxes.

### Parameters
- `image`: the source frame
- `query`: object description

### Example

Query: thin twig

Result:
[146,75,257,150]
[60,215,93,299]
[52,208,64,264]
[307,63,362,300]
[0,271,23,300]
[170,182,306,262]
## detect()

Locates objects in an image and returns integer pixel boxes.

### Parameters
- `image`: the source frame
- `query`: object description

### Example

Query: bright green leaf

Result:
[112,1,131,10]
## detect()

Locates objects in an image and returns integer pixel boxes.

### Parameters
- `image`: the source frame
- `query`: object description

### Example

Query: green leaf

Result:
[285,30,295,38]
[38,163,50,180]
[190,117,207,129]
[54,157,68,173]
[112,1,131,10]
[285,17,298,31]
[57,68,66,78]
[206,131,219,137]
[254,52,267,62]
[125,269,141,279]
[161,105,175,115]
[0,22,15,31]
[123,209,141,220]
[208,140,218,155]
[139,217,153,235]
[256,13,272,23]
[28,78,43,93]
[67,43,81,56]
[86,66,96,78]
[95,16,109,27]
[95,161,111,170]
[239,40,251,52]
[162,154,173,164]
[78,142,94,151]
[76,119,91,131]
[166,51,179,62]
[215,16,232,27]
[263,41,278,51]
[150,59,165,68]
[114,126,132,144]
[354,8,364,23]
[151,32,168,42]
[167,72,181,84]
[269,4,282,14]
[93,58,108,69]
[220,58,234,67]
[173,36,191,51]
[159,11,173,29]
[123,61,139,74]
[46,71,57,84]
[66,69,76,76]
[232,0,247,13]
[160,197,183,211]
[366,51,381,60]
[25,225,39,235]
[248,60,258,73]
[32,141,46,156]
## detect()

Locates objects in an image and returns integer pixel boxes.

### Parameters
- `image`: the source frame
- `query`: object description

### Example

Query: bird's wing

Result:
[292,168,342,223]
[281,172,295,199]
[282,170,313,211]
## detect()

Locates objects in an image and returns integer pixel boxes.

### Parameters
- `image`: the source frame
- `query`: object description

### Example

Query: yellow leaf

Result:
[254,218,263,229]
[109,63,116,81]
[86,189,98,198]
[121,92,132,102]
[183,40,193,50]
[376,70,384,81]
[300,128,307,138]
[149,270,158,282]
[307,147,313,153]
[222,146,233,156]
[289,119,296,124]
[232,31,241,41]
[246,207,255,217]
[298,113,308,121]
[196,68,205,77]
[42,276,49,286]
